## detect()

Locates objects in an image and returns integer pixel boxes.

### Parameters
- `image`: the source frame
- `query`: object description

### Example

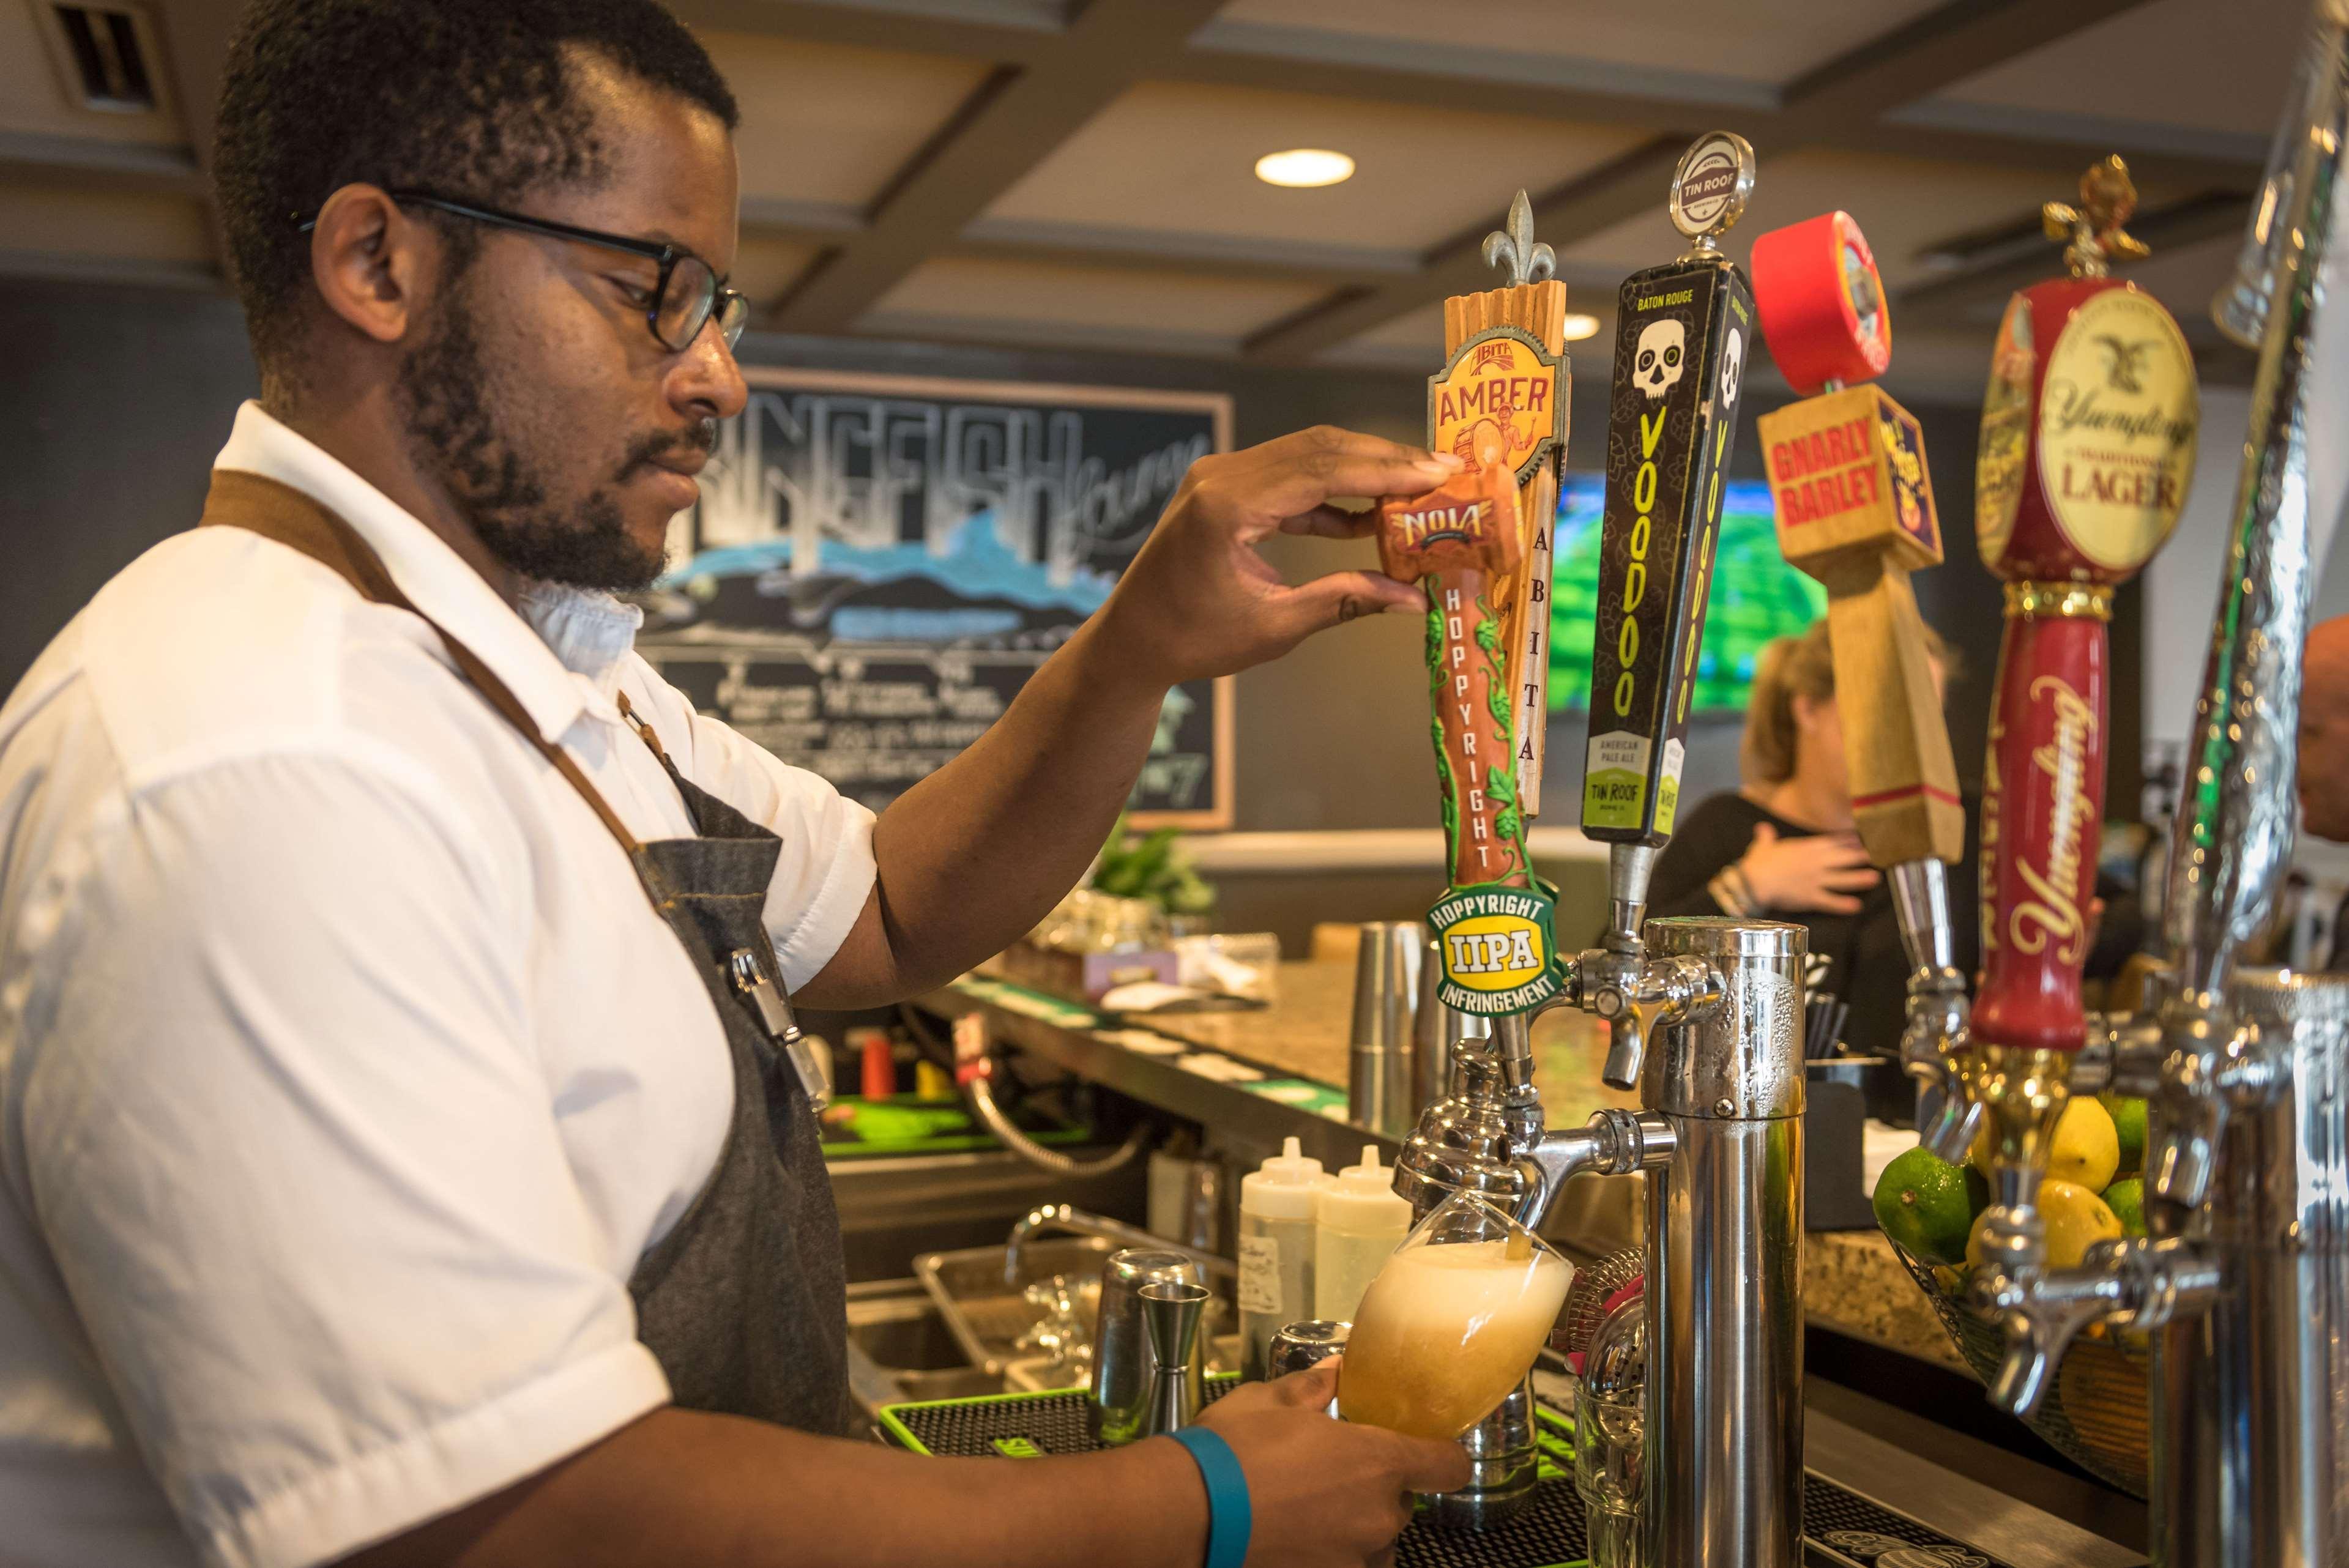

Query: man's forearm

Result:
[853,618,1167,1000]
[343,1406,1207,1568]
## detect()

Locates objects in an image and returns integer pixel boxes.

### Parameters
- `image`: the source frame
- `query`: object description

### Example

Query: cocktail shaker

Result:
[1410,944,1488,1116]
[1349,921,1422,1135]
[1090,1247,1209,1444]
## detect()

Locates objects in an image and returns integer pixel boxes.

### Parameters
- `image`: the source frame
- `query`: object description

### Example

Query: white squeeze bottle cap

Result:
[1240,1136,1328,1221]
[1319,1145,1412,1235]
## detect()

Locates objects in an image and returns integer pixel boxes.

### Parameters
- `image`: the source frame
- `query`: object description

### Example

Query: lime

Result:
[1970,1097,2118,1193]
[1874,1146,1977,1265]
[2104,1176,2146,1238]
[2101,1094,2148,1177]
[1965,1178,2123,1271]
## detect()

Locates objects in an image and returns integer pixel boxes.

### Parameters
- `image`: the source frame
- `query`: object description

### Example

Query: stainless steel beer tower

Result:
[1393,132,1806,1558]
[1394,918,1807,1560]
[1634,920,1807,1568]
[1909,6,2349,1562]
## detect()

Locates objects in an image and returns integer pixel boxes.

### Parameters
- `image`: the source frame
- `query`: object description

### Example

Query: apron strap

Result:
[197,469,647,861]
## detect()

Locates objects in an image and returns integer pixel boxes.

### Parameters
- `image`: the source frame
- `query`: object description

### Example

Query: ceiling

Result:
[0,0,2294,401]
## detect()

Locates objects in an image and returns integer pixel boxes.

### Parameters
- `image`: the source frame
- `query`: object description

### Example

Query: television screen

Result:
[1547,470,1825,715]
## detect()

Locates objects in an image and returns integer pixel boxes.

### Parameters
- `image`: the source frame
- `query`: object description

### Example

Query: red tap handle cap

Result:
[1752,212,1890,396]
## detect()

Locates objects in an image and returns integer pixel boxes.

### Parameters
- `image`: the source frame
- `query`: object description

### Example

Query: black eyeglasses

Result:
[299,190,749,352]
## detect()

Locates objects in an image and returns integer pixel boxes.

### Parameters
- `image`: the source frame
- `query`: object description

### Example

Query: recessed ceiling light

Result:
[1255,149,1355,188]
[1563,313,1601,341]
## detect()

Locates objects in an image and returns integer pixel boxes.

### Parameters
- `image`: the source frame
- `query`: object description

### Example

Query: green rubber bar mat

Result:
[876,1386,2041,1568]
[876,1386,1591,1568]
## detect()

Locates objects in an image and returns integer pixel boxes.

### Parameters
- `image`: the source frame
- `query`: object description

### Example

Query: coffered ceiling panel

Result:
[1918,0,2301,144]
[981,81,1650,255]
[702,32,991,212]
[864,255,1327,349]
[0,2,184,146]
[1212,0,1951,88]
[1557,147,2183,291]
[726,236,821,303]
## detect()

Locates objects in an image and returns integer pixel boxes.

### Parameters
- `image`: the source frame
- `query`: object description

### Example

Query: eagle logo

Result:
[2094,335,2158,393]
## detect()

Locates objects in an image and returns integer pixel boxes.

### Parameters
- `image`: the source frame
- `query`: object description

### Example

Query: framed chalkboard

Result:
[637,367,1235,828]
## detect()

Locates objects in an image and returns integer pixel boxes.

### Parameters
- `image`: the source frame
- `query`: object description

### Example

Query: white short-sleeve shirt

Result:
[0,404,879,1568]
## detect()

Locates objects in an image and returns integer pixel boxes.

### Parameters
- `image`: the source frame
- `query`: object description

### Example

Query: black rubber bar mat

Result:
[877,1388,2028,1568]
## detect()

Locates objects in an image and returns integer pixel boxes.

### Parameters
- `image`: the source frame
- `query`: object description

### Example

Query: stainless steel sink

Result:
[914,1235,1117,1375]
[844,1280,1005,1426]
[913,1236,1238,1381]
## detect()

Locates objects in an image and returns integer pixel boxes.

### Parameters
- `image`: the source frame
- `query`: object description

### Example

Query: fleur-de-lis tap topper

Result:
[2043,154,2151,279]
[1482,190,1556,288]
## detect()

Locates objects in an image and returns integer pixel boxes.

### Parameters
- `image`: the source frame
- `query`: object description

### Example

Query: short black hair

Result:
[215,0,737,366]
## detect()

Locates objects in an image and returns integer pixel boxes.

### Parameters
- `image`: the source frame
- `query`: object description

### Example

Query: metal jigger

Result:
[1139,1280,1208,1437]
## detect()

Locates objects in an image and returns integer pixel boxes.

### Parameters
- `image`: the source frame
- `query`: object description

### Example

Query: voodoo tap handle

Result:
[1580,132,1758,1088]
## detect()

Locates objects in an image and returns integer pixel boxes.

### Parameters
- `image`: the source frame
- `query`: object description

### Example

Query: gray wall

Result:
[0,280,2055,856]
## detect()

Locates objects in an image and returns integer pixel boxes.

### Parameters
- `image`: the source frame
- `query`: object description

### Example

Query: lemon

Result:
[1969,1096,2119,1193]
[2052,1098,2121,1191]
[1968,1179,2123,1270]
[2101,1093,2148,1177]
[1873,1146,1976,1265]
[2041,1179,2125,1267]
[2103,1176,2146,1238]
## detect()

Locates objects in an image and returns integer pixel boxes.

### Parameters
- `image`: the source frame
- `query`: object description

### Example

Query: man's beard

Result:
[394,283,686,593]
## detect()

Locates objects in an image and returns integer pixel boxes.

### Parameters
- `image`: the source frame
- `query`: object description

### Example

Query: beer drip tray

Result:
[874,1387,2025,1568]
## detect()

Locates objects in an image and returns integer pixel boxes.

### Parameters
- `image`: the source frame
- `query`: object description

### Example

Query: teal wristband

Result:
[1166,1427,1252,1568]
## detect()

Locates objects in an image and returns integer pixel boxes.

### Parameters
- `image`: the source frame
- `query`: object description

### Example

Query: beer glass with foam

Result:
[1336,1191,1574,1441]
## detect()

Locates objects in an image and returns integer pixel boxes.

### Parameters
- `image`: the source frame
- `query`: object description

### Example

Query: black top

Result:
[1645,792,1982,1057]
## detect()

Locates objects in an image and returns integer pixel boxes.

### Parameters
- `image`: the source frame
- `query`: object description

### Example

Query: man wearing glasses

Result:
[0,2,1468,1567]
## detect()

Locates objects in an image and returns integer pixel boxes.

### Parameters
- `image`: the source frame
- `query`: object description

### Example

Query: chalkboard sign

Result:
[637,367,1234,827]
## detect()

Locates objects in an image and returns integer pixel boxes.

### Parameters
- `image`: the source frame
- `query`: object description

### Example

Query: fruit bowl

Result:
[1884,1237,2150,1498]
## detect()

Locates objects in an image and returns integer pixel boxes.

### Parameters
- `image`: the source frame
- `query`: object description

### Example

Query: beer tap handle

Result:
[1380,464,1530,893]
[1580,153,1755,920]
[2146,57,2334,1204]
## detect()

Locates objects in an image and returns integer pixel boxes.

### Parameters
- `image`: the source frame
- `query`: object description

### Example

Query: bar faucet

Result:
[1383,137,1812,1564]
[1747,205,1975,1147]
[1003,1205,1233,1287]
[1922,24,2349,1559]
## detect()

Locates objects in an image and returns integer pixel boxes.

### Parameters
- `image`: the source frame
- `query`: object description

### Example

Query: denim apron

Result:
[199,470,849,1434]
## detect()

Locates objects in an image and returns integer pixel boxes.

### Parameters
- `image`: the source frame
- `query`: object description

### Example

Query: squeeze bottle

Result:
[1237,1137,1328,1380]
[1314,1145,1412,1323]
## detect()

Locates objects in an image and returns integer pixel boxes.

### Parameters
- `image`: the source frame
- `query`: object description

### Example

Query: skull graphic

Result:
[1635,319,1686,401]
[1719,327,1745,409]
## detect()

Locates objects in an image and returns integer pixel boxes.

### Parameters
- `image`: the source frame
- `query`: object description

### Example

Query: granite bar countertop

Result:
[940,957,1968,1375]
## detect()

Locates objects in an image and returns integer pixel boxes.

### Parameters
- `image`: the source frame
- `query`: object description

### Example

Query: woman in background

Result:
[1645,619,1977,1057]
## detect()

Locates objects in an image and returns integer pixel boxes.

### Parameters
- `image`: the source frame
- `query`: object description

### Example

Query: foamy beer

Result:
[1336,1191,1573,1441]
[1968,160,2198,1215]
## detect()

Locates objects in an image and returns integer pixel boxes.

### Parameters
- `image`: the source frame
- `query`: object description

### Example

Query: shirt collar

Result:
[214,401,642,740]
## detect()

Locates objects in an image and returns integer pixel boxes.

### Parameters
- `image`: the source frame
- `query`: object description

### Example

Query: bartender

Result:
[0,2,1468,1565]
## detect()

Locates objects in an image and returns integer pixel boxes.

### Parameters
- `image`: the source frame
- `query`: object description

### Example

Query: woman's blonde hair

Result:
[1740,615,1956,786]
